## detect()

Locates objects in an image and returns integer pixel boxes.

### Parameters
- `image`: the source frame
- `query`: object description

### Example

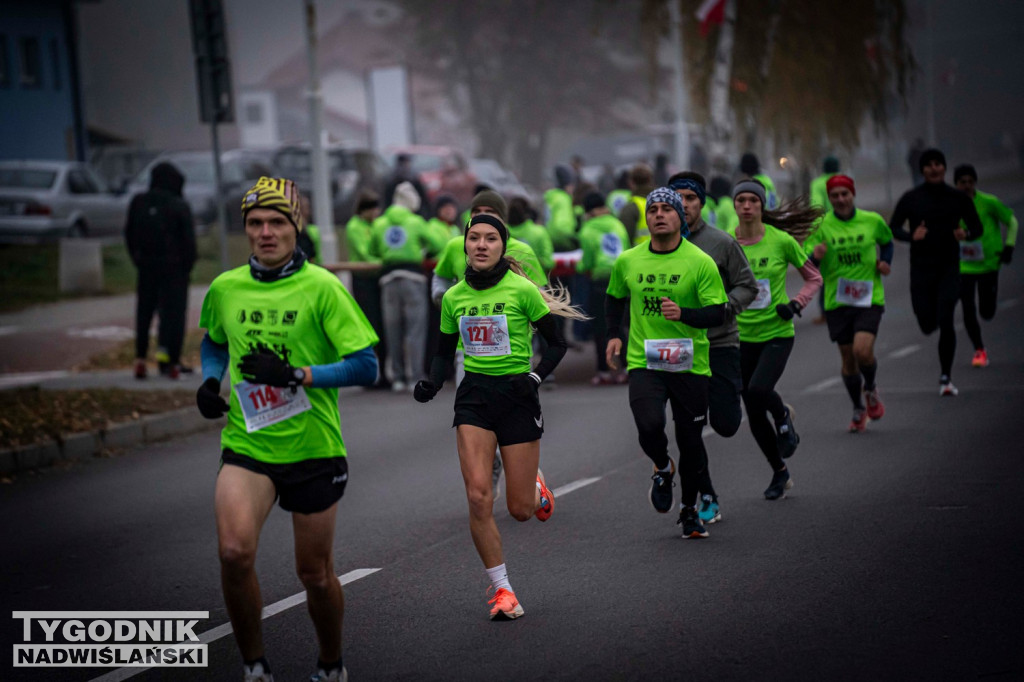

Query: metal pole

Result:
[210,120,229,272]
[668,0,690,171]
[304,0,337,264]
[924,2,937,146]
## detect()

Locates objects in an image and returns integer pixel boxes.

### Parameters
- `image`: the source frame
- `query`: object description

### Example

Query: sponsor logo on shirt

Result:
[282,310,298,325]
[493,302,505,313]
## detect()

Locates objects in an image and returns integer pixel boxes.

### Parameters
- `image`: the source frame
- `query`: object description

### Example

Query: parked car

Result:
[126,150,278,231]
[469,158,532,201]
[272,143,389,225]
[385,145,477,206]
[0,160,130,242]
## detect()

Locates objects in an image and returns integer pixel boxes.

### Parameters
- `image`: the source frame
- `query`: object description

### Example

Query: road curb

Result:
[0,407,218,476]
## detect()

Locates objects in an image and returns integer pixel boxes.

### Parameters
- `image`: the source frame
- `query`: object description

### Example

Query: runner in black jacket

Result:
[889,148,982,395]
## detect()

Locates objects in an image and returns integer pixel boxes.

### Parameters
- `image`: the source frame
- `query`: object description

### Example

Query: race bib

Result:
[960,240,984,262]
[459,314,512,356]
[644,338,694,372]
[836,277,873,308]
[749,278,772,309]
[234,380,312,433]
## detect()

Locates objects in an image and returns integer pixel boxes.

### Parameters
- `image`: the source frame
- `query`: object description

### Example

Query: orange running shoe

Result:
[487,587,524,620]
[971,349,989,368]
[535,469,554,522]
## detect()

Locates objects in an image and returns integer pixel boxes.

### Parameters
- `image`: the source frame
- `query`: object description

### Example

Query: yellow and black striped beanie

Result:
[241,177,304,232]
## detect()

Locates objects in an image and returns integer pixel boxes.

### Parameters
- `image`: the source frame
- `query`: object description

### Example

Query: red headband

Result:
[826,174,856,196]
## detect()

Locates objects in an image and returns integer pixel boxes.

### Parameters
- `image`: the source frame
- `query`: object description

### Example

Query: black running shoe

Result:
[776,404,800,459]
[649,458,675,513]
[764,468,793,500]
[677,507,709,538]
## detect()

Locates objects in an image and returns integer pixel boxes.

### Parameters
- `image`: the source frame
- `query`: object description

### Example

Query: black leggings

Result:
[740,337,794,472]
[590,278,611,371]
[910,266,960,376]
[960,271,999,351]
[628,369,709,509]
[135,268,189,364]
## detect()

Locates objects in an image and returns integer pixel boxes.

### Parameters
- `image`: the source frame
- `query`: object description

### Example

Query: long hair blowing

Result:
[763,195,824,244]
[507,257,589,321]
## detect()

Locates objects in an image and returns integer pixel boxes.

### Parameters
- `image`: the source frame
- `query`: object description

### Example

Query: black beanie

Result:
[919,148,946,172]
[434,193,458,214]
[740,153,759,175]
[464,214,508,254]
[953,164,977,183]
[582,191,605,213]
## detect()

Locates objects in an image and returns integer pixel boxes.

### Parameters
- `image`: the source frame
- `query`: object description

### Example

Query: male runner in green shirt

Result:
[605,187,728,539]
[953,164,1018,368]
[197,177,378,682]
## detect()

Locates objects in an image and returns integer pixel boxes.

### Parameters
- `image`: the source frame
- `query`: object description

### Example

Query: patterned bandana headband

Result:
[669,178,706,206]
[241,176,304,232]
[645,187,689,239]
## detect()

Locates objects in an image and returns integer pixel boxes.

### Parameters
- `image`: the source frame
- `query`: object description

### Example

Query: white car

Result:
[0,160,129,242]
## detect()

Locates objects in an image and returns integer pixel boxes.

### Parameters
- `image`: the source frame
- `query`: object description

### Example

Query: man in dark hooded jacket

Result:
[125,162,197,379]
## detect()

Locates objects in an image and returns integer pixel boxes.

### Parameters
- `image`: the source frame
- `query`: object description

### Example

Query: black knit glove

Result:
[238,349,304,391]
[413,380,439,403]
[1000,245,1014,264]
[775,301,803,321]
[196,378,229,419]
[509,372,541,400]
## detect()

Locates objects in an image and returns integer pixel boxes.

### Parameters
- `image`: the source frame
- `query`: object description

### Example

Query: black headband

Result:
[468,214,508,239]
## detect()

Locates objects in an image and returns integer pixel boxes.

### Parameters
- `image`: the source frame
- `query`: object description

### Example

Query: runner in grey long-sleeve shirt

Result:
[670,171,759,524]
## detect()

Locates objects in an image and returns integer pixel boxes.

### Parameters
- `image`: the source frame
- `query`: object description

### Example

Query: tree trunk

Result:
[707,0,738,168]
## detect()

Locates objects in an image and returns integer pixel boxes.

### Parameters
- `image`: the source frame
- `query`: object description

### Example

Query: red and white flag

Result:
[695,0,726,36]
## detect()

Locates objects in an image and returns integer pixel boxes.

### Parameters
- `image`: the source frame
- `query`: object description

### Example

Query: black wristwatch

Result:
[293,367,307,385]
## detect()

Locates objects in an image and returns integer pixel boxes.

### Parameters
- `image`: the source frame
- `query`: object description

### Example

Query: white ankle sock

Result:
[486,563,512,592]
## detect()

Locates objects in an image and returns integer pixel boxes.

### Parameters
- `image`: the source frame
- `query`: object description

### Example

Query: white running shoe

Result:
[243,661,274,682]
[939,381,958,397]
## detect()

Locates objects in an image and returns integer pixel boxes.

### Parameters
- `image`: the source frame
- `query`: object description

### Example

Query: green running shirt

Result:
[199,262,379,464]
[960,191,1016,274]
[804,209,892,311]
[577,213,630,280]
[606,240,727,376]
[727,225,808,342]
[440,270,550,376]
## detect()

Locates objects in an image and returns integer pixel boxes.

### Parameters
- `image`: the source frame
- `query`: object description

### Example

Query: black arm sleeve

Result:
[890,196,911,242]
[606,294,627,340]
[961,194,984,241]
[677,303,727,329]
[532,313,568,381]
[427,332,458,388]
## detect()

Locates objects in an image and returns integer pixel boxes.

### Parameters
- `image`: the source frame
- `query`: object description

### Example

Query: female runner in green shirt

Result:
[730,180,822,500]
[413,213,585,621]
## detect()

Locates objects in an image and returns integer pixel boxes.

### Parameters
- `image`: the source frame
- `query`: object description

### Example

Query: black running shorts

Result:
[220,449,348,514]
[825,304,885,345]
[453,371,544,446]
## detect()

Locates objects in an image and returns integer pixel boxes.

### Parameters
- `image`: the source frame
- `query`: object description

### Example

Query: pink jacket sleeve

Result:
[792,261,822,309]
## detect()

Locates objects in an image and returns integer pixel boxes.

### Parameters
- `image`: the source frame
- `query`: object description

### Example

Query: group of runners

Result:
[193,145,1016,680]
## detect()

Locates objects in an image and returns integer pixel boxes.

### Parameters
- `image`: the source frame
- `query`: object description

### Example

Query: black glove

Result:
[775,300,803,321]
[1000,245,1014,264]
[238,349,304,391]
[196,378,229,419]
[509,372,541,400]
[413,380,439,403]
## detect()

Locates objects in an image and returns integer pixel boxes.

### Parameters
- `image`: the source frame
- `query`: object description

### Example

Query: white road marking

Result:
[0,370,70,389]
[552,476,602,497]
[0,325,20,336]
[88,568,381,682]
[803,377,842,394]
[887,344,921,359]
[1000,297,1018,309]
[66,325,135,341]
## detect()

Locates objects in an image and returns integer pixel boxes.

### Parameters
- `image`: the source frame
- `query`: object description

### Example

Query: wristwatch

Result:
[292,367,306,386]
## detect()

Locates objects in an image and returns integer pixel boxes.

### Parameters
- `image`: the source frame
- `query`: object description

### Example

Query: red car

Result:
[385,145,477,206]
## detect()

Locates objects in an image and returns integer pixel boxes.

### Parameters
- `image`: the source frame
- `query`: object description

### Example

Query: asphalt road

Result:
[2,234,1023,681]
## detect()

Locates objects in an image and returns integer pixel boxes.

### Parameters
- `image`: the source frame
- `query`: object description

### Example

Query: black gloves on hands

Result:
[238,348,304,392]
[775,300,803,321]
[510,372,542,400]
[1001,245,1014,264]
[196,378,229,419]
[413,380,439,403]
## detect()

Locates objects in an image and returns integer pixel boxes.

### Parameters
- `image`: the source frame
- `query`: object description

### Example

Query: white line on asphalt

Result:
[0,325,20,336]
[887,344,921,360]
[88,568,381,682]
[552,476,602,497]
[1000,297,1018,309]
[0,370,70,390]
[803,377,842,394]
